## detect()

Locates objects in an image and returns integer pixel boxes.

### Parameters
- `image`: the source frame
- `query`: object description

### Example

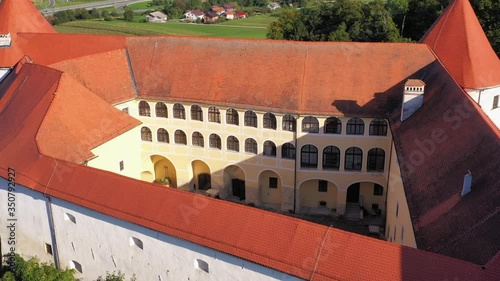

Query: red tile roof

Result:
[0,0,56,66]
[391,60,500,265]
[420,0,500,89]
[126,37,436,117]
[0,33,126,67]
[50,49,137,104]
[36,72,140,163]
[1,63,500,281]
[405,79,425,87]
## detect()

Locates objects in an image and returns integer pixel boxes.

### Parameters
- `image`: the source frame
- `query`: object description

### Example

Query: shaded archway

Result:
[346,182,385,214]
[191,160,211,191]
[151,155,177,188]
[223,165,245,200]
[298,179,338,214]
[258,170,281,207]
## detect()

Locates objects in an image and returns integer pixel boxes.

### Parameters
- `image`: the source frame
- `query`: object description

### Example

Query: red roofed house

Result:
[0,0,500,280]
[236,11,246,19]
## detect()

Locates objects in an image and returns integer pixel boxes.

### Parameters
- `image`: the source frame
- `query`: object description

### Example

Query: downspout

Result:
[45,196,60,269]
[384,136,394,236]
[477,89,482,105]
[293,114,299,214]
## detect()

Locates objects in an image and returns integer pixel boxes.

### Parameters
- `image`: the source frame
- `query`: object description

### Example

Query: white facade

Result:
[465,86,500,129]
[0,178,302,280]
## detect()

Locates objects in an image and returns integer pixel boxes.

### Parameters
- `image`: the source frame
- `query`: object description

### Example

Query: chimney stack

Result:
[401,79,425,122]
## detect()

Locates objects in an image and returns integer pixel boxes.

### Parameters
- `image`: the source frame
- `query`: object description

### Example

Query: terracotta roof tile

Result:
[405,79,425,87]
[391,60,500,265]
[420,0,500,88]
[36,72,140,163]
[1,62,500,281]
[50,49,136,104]
[0,33,126,67]
[126,37,436,116]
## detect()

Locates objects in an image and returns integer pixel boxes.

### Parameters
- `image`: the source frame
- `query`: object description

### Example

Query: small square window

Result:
[119,161,124,171]
[318,180,327,192]
[319,201,327,207]
[269,177,278,188]
[122,107,129,114]
[373,184,383,196]
[45,243,53,255]
[493,95,499,109]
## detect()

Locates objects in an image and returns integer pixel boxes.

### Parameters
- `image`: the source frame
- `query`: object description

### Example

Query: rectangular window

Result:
[269,177,278,188]
[45,243,53,255]
[373,184,383,196]
[119,161,124,171]
[401,225,405,242]
[493,95,499,109]
[318,180,328,192]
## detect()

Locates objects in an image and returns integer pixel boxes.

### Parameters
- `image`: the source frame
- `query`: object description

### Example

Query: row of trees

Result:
[0,255,135,281]
[267,0,500,56]
[50,8,120,25]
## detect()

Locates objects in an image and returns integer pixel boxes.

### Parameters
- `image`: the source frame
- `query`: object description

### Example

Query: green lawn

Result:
[126,1,160,10]
[219,13,279,28]
[55,19,269,38]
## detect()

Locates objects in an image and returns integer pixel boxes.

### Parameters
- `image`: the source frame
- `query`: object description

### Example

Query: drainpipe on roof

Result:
[293,114,299,214]
[45,196,60,269]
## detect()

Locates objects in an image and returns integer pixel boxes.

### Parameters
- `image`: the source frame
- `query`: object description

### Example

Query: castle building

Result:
[0,0,499,280]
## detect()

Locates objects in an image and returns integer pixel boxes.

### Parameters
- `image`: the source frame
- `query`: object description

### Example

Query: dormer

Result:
[401,79,425,122]
[0,33,11,48]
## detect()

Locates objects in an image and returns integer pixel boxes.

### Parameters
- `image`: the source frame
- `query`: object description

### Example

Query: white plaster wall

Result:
[0,178,303,281]
[0,179,55,264]
[467,86,500,129]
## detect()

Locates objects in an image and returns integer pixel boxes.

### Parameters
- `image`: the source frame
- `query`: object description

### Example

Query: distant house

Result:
[211,6,225,15]
[222,4,236,12]
[224,10,235,20]
[184,10,204,21]
[146,11,167,23]
[204,11,219,23]
[267,2,280,10]
[236,11,246,19]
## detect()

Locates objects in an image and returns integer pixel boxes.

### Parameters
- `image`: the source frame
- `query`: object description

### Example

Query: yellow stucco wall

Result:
[113,99,393,214]
[385,144,417,247]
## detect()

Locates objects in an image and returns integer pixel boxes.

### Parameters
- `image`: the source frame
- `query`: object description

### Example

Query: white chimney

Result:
[461,171,472,196]
[0,33,11,48]
[401,79,425,122]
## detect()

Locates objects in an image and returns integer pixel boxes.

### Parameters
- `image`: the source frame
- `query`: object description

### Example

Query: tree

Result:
[0,255,76,281]
[96,271,136,281]
[402,0,443,39]
[90,8,101,19]
[101,10,113,21]
[124,9,135,22]
[267,9,302,40]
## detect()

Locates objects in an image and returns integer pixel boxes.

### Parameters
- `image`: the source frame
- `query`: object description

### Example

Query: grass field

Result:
[55,19,269,38]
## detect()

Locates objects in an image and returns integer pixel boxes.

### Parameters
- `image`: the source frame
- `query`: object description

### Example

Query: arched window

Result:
[244,111,257,127]
[138,101,151,117]
[141,127,152,141]
[155,102,168,118]
[157,128,169,143]
[245,138,257,154]
[191,105,203,121]
[226,108,239,125]
[174,130,187,145]
[209,134,221,149]
[227,136,240,152]
[173,103,185,119]
[324,117,342,134]
[281,143,296,159]
[367,148,385,172]
[346,117,364,135]
[302,116,319,133]
[323,146,340,169]
[301,145,318,168]
[192,132,204,147]
[369,118,388,136]
[208,106,220,123]
[263,113,277,130]
[282,114,296,132]
[345,147,363,171]
[263,141,276,157]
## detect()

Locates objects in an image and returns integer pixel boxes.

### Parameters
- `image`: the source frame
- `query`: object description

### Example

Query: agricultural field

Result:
[35,0,110,8]
[54,18,269,38]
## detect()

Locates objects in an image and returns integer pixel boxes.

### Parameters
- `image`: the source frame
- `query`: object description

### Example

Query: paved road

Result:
[41,0,146,15]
